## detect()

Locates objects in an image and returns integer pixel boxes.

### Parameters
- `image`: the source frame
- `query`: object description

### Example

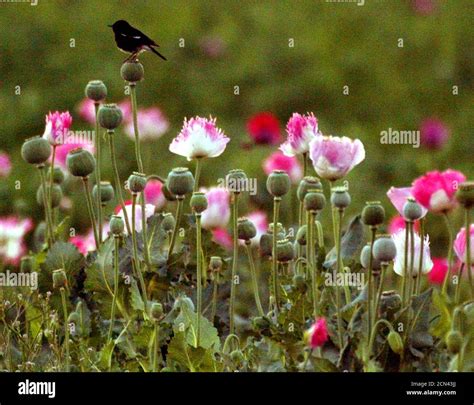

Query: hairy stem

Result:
[229,193,239,335]
[245,243,264,316]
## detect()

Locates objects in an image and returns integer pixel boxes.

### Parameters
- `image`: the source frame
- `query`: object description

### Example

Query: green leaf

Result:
[129,278,145,312]
[430,289,452,339]
[53,216,71,242]
[44,241,84,276]
[409,288,433,349]
[98,339,115,370]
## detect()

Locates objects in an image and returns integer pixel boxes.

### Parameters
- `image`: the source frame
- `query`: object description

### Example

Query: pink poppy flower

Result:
[43,111,73,146]
[144,179,166,210]
[246,112,282,145]
[428,258,449,285]
[420,118,449,150]
[200,187,231,230]
[77,98,96,124]
[388,215,420,235]
[125,107,169,141]
[411,170,466,214]
[246,211,268,247]
[211,227,232,250]
[309,135,365,181]
[280,112,320,156]
[263,151,302,184]
[70,224,110,255]
[117,100,133,122]
[169,116,230,161]
[387,187,428,218]
[54,142,94,170]
[116,202,155,235]
[0,216,33,265]
[453,225,474,265]
[305,317,328,349]
[0,152,12,178]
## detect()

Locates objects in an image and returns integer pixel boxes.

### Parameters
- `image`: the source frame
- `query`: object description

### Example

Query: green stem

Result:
[140,192,152,270]
[229,193,239,335]
[335,208,344,349]
[38,165,54,247]
[194,158,202,192]
[272,197,281,314]
[367,226,377,345]
[455,264,465,304]
[168,197,184,261]
[196,214,202,347]
[368,318,394,360]
[302,348,313,371]
[130,84,144,173]
[302,152,308,177]
[94,103,103,245]
[108,131,132,235]
[60,287,70,372]
[49,145,57,228]
[401,222,409,303]
[153,321,160,372]
[465,207,474,298]
[307,211,316,316]
[82,177,99,249]
[373,263,387,328]
[415,218,425,295]
[131,194,148,307]
[211,272,219,324]
[407,221,415,305]
[442,212,454,295]
[245,243,264,316]
[108,236,120,342]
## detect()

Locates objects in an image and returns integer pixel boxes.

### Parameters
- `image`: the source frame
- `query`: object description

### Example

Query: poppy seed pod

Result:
[150,302,163,320]
[161,184,176,202]
[21,136,51,165]
[380,290,402,314]
[362,201,385,227]
[226,169,247,194]
[456,181,474,208]
[162,213,176,232]
[237,217,257,241]
[52,269,67,289]
[85,80,107,102]
[209,256,223,272]
[128,172,147,194]
[37,183,62,208]
[266,170,290,197]
[98,104,123,130]
[402,197,423,221]
[110,215,125,236]
[360,244,382,270]
[446,330,463,354]
[166,167,194,197]
[190,192,208,214]
[373,235,397,263]
[120,61,144,83]
[297,176,322,202]
[387,330,404,355]
[296,225,307,246]
[66,148,96,178]
[259,233,273,257]
[276,238,294,262]
[93,181,115,204]
[53,167,65,184]
[331,187,351,209]
[304,189,326,212]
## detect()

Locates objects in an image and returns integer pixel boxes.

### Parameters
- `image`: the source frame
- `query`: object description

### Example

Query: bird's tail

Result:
[149,46,167,61]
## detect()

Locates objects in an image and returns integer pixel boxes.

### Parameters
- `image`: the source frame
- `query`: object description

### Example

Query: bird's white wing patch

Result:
[133,35,141,39]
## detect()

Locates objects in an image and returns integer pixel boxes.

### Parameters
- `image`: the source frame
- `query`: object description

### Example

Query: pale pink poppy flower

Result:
[388,215,420,235]
[263,151,302,184]
[246,211,268,247]
[70,223,110,255]
[411,170,466,214]
[0,217,33,265]
[453,225,474,265]
[43,111,73,146]
[386,187,428,218]
[280,112,320,157]
[211,227,232,250]
[0,152,12,178]
[116,202,155,235]
[200,187,230,230]
[392,229,433,276]
[125,107,169,141]
[77,98,96,124]
[169,116,230,161]
[309,135,365,181]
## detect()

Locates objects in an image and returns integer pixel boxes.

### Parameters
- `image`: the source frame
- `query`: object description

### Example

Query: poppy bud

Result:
[209,256,223,272]
[66,148,96,178]
[259,233,273,257]
[53,167,65,184]
[110,215,125,236]
[128,172,147,194]
[93,181,115,204]
[297,176,322,202]
[120,61,144,83]
[304,189,326,212]
[237,217,257,241]
[456,181,474,208]
[380,290,402,313]
[293,274,307,293]
[373,235,397,263]
[150,302,163,320]
[52,269,67,289]
[85,80,107,102]
[173,296,195,312]
[98,104,123,130]
[331,187,351,209]
[21,136,51,165]
[387,330,404,355]
[266,170,290,197]
[296,225,307,246]
[276,239,294,263]
[37,183,62,208]
[166,167,194,197]
[362,201,385,227]
[190,192,208,214]
[446,330,463,354]
[162,213,176,232]
[403,197,423,221]
[230,350,245,365]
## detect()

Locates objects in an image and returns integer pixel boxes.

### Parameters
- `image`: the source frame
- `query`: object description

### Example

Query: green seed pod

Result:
[331,187,351,209]
[162,213,175,232]
[68,311,80,325]
[252,316,270,330]
[85,80,107,102]
[446,330,463,354]
[380,290,402,314]
[362,201,385,227]
[66,148,96,178]
[266,170,290,197]
[304,189,326,212]
[150,302,164,320]
[21,136,51,165]
[387,330,404,355]
[259,233,273,257]
[161,184,176,202]
[110,215,125,235]
[373,235,397,263]
[128,172,147,193]
[120,61,144,83]
[93,181,115,204]
[166,167,194,197]
[20,256,33,273]
[403,197,423,221]
[190,192,208,214]
[296,225,307,246]
[173,296,195,312]
[230,350,245,364]
[297,176,322,202]
[293,274,307,293]
[276,238,294,263]
[53,167,65,184]
[237,217,257,241]
[360,243,381,270]
[52,269,67,289]
[456,181,474,208]
[37,183,62,208]
[98,104,123,130]
[226,169,247,194]
[209,256,223,272]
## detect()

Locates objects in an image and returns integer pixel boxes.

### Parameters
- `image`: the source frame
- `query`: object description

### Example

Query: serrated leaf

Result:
[54,216,71,242]
[410,288,433,349]
[129,278,145,312]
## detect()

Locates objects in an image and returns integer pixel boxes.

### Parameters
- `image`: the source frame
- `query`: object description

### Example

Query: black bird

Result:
[109,20,167,62]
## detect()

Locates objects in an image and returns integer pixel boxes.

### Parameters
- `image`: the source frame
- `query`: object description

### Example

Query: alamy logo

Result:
[18,379,56,398]
[380,128,420,148]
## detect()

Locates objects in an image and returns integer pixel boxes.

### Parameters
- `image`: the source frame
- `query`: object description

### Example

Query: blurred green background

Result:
[0,0,473,256]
